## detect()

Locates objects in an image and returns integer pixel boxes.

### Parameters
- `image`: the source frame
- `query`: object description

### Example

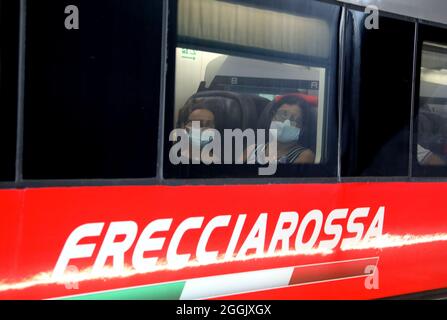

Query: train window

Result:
[22,0,163,180]
[0,0,19,182]
[341,11,414,177]
[414,25,447,176]
[417,42,447,167]
[164,0,340,179]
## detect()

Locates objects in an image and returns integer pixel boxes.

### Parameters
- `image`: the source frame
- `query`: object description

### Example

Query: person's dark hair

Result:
[257,95,315,148]
[176,98,225,133]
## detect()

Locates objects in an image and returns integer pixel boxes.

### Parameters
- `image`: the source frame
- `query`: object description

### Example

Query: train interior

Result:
[170,0,340,166]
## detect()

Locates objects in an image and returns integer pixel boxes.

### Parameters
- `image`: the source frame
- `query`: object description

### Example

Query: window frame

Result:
[162,0,341,180]
[340,7,417,178]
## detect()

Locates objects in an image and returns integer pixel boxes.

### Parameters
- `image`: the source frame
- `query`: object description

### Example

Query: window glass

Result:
[341,11,415,177]
[165,0,340,179]
[23,0,163,180]
[0,0,19,182]
[417,41,447,167]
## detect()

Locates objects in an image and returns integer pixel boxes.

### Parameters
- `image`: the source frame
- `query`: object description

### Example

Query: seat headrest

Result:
[178,90,259,131]
[274,93,318,107]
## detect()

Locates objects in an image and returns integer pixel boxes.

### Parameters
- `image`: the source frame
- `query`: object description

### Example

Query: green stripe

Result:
[61,281,186,300]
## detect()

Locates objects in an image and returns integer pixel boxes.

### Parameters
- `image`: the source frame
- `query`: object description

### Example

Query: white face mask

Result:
[270,120,301,144]
[188,128,215,149]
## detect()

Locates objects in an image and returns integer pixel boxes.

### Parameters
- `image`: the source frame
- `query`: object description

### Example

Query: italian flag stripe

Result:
[180,267,294,300]
[62,281,186,300]
[58,257,378,300]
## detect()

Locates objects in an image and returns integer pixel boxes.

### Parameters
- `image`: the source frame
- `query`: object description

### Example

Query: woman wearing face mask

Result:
[245,95,315,164]
[176,99,223,162]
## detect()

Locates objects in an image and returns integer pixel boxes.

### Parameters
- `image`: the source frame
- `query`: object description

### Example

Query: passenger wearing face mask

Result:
[245,95,315,164]
[176,99,223,163]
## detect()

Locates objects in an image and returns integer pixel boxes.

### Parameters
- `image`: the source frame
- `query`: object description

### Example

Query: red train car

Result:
[1,0,447,299]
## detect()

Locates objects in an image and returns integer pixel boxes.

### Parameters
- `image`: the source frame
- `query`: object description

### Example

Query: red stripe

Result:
[289,258,378,285]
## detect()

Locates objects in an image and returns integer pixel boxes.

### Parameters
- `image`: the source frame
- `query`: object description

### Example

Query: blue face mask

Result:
[270,120,301,143]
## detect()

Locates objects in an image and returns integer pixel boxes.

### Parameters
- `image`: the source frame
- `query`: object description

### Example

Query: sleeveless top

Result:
[247,144,307,164]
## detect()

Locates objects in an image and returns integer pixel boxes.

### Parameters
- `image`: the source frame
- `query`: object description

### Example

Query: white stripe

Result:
[180,267,294,300]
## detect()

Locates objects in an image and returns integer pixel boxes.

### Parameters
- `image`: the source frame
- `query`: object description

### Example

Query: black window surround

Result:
[0,0,20,182]
[341,9,415,177]
[2,0,447,189]
[21,0,163,181]
[163,0,341,180]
